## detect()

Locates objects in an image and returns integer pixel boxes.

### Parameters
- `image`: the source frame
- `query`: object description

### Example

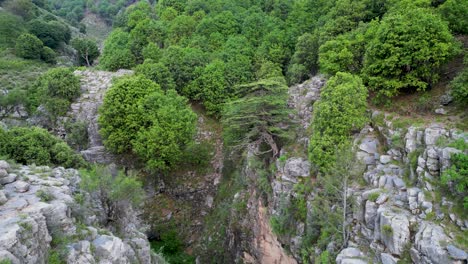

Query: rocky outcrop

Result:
[70,70,133,163]
[0,160,161,264]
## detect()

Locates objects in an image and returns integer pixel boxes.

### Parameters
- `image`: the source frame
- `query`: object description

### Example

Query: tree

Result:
[438,0,468,34]
[71,38,100,66]
[100,29,135,71]
[28,19,71,49]
[0,11,26,48]
[3,0,37,20]
[362,7,460,99]
[222,78,292,157]
[441,152,468,210]
[287,32,319,84]
[450,53,468,105]
[0,126,85,168]
[15,33,43,60]
[40,46,57,64]
[98,76,197,171]
[135,60,176,91]
[308,72,368,172]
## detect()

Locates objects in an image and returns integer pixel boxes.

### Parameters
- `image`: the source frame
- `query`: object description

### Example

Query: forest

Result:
[0,0,467,263]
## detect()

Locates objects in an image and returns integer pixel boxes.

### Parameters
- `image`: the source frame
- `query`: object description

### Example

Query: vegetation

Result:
[0,126,85,168]
[441,152,468,211]
[98,75,197,171]
[150,230,195,264]
[309,72,368,171]
[71,38,100,66]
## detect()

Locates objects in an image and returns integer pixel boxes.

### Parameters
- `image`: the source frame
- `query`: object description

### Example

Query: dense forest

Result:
[0,0,467,263]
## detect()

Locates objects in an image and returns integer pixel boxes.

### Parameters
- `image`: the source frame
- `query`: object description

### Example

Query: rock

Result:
[424,126,446,146]
[283,158,311,178]
[380,155,392,164]
[92,235,137,264]
[376,194,389,205]
[14,181,30,192]
[412,223,450,263]
[381,253,398,264]
[0,174,17,185]
[0,169,7,178]
[0,160,10,171]
[379,210,410,256]
[435,108,447,115]
[365,201,378,229]
[440,94,453,105]
[336,247,368,264]
[393,178,405,190]
[447,245,467,260]
[0,190,7,205]
[359,138,378,154]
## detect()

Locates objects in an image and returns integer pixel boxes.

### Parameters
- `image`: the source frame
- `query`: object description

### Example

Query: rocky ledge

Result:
[0,160,163,264]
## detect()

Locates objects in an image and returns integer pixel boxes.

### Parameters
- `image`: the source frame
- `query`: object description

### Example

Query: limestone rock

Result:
[380,155,392,164]
[14,181,30,192]
[336,247,368,264]
[283,158,311,179]
[0,160,10,171]
[0,169,7,178]
[378,210,410,256]
[0,174,17,185]
[412,223,450,263]
[446,245,467,260]
[381,253,398,264]
[0,190,7,205]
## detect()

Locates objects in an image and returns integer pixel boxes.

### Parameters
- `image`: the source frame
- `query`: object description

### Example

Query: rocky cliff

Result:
[0,160,164,264]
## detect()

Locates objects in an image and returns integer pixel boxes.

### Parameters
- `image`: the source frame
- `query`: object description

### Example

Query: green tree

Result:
[3,0,37,20]
[441,153,468,210]
[287,32,319,84]
[40,46,57,64]
[439,0,468,34]
[98,76,197,171]
[15,33,43,60]
[100,29,135,71]
[71,38,100,66]
[0,126,84,167]
[222,78,292,157]
[450,53,468,105]
[28,19,71,49]
[134,60,176,91]
[362,7,460,99]
[308,72,368,171]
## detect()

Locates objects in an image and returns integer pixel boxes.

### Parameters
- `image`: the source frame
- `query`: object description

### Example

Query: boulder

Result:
[14,181,30,193]
[412,223,450,263]
[381,253,398,264]
[424,126,446,146]
[359,138,378,154]
[0,160,10,171]
[446,245,467,261]
[379,210,410,256]
[283,158,311,178]
[380,155,392,164]
[0,169,7,178]
[364,201,378,229]
[0,190,7,205]
[336,247,368,264]
[0,174,17,185]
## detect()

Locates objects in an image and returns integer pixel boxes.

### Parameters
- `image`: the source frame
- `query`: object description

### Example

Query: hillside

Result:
[0,0,467,264]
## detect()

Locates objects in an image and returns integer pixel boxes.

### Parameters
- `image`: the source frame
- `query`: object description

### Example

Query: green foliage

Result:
[15,33,43,60]
[98,75,197,171]
[0,10,26,49]
[309,72,368,171]
[362,7,460,99]
[134,60,176,91]
[382,224,393,235]
[64,121,88,150]
[3,0,37,20]
[222,78,292,156]
[36,189,54,202]
[450,53,468,105]
[150,230,195,264]
[287,32,319,84]
[80,165,144,206]
[27,19,71,49]
[441,153,468,210]
[71,38,100,66]
[0,126,85,168]
[438,0,468,34]
[100,29,135,71]
[368,192,380,202]
[40,46,56,64]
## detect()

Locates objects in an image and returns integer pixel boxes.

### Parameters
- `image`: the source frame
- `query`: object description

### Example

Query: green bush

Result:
[450,54,468,105]
[15,33,43,60]
[98,75,197,171]
[100,29,135,71]
[382,224,393,235]
[40,46,57,64]
[362,7,460,99]
[438,0,468,34]
[134,60,176,91]
[150,230,195,264]
[441,153,468,210]
[0,126,85,168]
[309,72,368,171]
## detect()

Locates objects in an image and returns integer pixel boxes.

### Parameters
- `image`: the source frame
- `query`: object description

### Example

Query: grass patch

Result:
[368,192,380,202]
[36,189,54,202]
[382,224,393,235]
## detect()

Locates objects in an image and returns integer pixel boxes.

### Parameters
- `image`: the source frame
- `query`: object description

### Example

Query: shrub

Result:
[40,46,57,64]
[362,7,460,99]
[309,72,368,171]
[71,38,100,66]
[450,54,468,105]
[438,0,468,34]
[441,153,468,210]
[100,29,135,71]
[36,189,54,202]
[382,224,393,235]
[0,126,85,168]
[15,33,43,60]
[134,61,176,91]
[98,76,197,171]
[368,192,380,202]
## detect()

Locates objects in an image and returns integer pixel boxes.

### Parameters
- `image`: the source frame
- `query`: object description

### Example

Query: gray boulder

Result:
[14,181,30,193]
[412,223,450,264]
[446,245,467,260]
[336,247,368,264]
[381,253,398,264]
[378,210,410,256]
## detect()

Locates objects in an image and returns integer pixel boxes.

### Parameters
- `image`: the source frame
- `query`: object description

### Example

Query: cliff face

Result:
[213,76,467,264]
[0,160,163,264]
